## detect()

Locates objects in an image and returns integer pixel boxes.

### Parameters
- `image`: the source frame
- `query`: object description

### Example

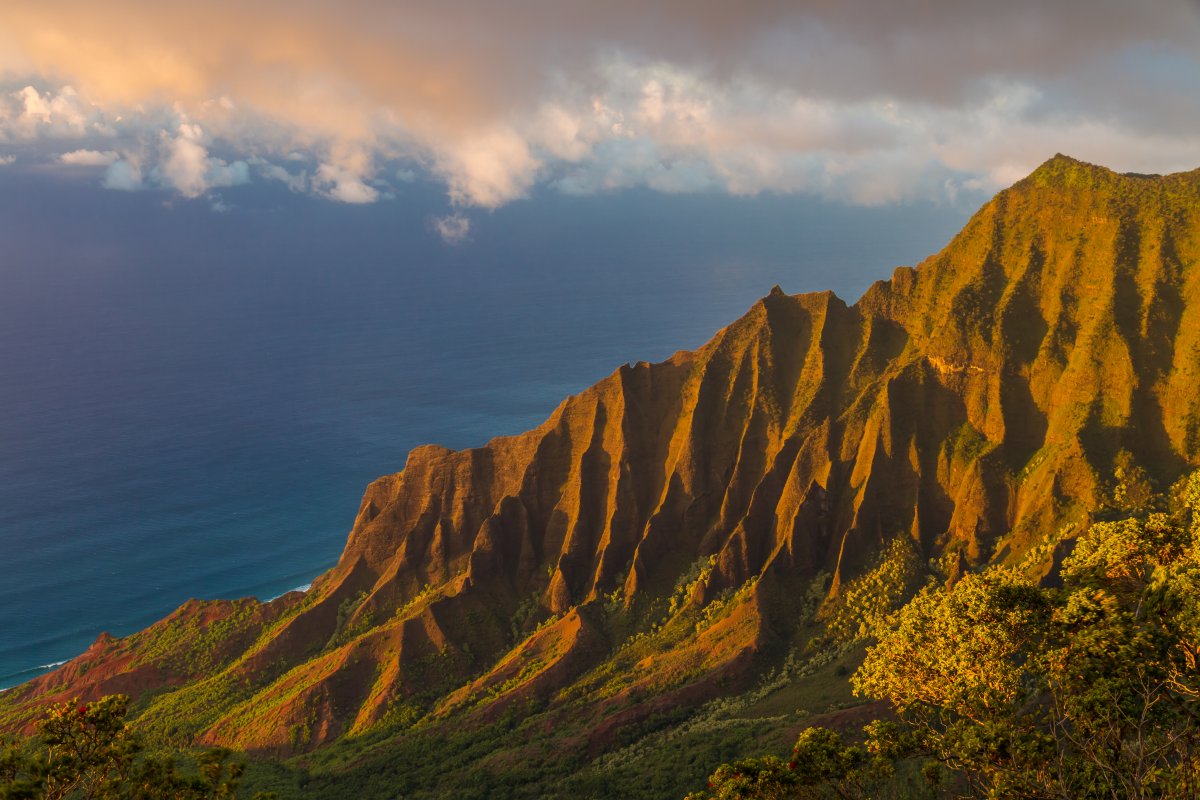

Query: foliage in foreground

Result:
[683,722,933,800]
[690,471,1200,799]
[0,695,273,800]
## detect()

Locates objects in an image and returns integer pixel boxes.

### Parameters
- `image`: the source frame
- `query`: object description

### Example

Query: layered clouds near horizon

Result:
[1,0,1198,235]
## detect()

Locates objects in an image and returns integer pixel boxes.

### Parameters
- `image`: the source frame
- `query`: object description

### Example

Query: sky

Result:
[1,0,1198,241]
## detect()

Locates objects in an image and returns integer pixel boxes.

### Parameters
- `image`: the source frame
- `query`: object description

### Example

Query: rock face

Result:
[3,155,1199,755]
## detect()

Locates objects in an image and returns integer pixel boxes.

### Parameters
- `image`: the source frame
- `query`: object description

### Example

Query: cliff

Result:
[3,155,1199,768]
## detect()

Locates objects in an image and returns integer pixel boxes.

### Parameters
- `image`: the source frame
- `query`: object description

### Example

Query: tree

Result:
[684,722,927,800]
[0,695,273,800]
[854,472,1200,799]
[687,472,1200,799]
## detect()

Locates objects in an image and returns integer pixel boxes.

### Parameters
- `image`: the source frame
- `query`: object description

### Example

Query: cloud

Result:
[314,158,379,204]
[103,159,143,191]
[438,126,540,207]
[1,85,113,140]
[430,213,471,245]
[252,158,308,192]
[60,148,119,165]
[0,1,1196,207]
[0,154,14,165]
[157,121,249,197]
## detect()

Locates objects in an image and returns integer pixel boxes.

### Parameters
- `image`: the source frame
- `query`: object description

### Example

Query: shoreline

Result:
[0,659,69,693]
[0,581,316,693]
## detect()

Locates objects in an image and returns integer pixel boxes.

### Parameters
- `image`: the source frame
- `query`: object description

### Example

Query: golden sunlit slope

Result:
[3,155,1199,763]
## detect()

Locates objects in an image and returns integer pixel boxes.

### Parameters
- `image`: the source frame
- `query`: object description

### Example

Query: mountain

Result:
[3,155,1199,796]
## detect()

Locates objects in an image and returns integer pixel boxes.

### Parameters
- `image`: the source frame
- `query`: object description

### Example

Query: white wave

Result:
[265,583,312,602]
[0,657,73,692]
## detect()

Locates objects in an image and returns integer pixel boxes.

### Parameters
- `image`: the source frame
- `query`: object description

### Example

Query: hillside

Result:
[3,154,1199,797]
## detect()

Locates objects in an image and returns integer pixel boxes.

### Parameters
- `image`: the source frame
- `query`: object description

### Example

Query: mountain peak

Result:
[3,156,1199,782]
[1018,153,1200,196]
[1021,153,1120,189]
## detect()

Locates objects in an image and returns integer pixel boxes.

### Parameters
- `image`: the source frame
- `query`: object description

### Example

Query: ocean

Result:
[0,172,974,688]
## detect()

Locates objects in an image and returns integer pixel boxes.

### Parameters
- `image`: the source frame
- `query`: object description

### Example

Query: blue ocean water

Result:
[0,173,974,688]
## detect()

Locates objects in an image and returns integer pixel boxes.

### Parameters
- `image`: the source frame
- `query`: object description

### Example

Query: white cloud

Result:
[438,126,541,208]
[0,154,14,165]
[159,122,209,196]
[2,85,112,140]
[431,213,471,245]
[60,148,119,165]
[310,145,380,203]
[103,159,143,191]
[253,158,308,192]
[0,1,1197,208]
[314,162,379,204]
[5,66,1200,212]
[157,122,249,197]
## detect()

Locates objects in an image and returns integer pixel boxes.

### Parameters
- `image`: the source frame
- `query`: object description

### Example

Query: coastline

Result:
[0,659,68,693]
[0,579,317,693]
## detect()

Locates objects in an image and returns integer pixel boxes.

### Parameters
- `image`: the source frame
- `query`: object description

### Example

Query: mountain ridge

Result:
[3,155,1199,777]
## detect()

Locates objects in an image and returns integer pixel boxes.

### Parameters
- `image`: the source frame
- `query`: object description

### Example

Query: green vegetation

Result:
[132,601,262,675]
[689,471,1200,798]
[0,695,273,800]
[324,591,373,650]
[822,536,923,644]
[684,724,932,800]
[135,672,256,746]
